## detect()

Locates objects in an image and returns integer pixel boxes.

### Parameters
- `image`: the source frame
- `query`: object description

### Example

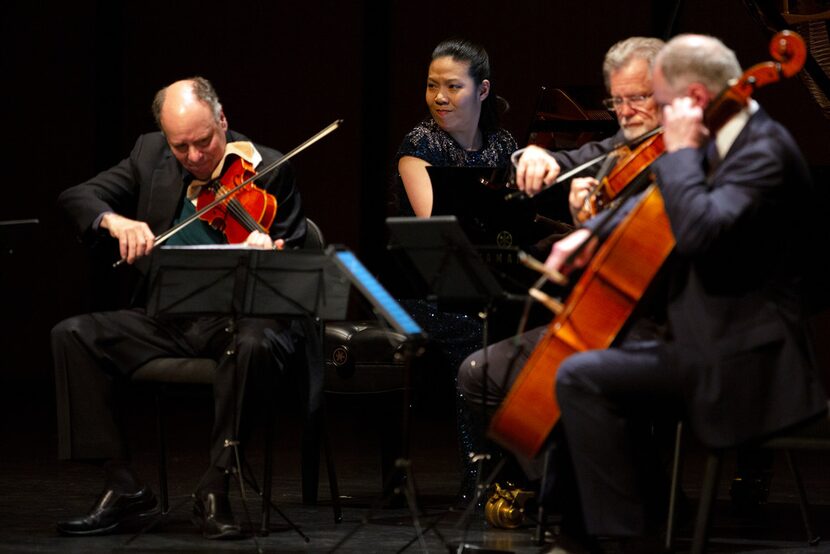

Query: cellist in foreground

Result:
[52,77,307,540]
[527,34,826,551]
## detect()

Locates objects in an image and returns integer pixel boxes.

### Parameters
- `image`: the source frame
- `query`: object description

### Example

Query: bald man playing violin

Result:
[52,77,306,540]
[78,78,304,264]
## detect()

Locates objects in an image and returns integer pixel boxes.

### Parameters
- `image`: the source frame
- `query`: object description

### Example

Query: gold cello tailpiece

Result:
[485,482,536,529]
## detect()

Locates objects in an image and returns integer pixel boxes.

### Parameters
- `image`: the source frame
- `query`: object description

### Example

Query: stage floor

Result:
[1,379,828,553]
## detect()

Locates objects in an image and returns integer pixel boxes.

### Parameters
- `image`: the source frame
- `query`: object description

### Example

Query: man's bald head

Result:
[151,77,229,180]
[655,34,742,97]
[152,77,223,131]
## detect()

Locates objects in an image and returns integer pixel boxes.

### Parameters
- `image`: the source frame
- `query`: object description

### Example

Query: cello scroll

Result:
[705,30,806,130]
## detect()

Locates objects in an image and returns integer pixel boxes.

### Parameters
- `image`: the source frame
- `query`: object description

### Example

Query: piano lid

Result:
[524,85,619,151]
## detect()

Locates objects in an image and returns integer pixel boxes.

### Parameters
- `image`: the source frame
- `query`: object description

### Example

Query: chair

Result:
[666,307,830,552]
[321,320,410,492]
[297,222,413,502]
[666,410,830,552]
[130,217,338,534]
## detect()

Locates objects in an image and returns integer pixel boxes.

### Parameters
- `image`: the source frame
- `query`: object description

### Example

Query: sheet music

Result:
[160,244,258,250]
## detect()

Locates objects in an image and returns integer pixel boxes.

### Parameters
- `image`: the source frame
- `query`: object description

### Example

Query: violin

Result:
[195,155,277,243]
[577,30,806,222]
[112,120,342,267]
[575,129,664,222]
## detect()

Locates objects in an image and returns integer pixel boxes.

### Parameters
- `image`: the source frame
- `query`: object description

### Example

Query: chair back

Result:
[303,218,325,250]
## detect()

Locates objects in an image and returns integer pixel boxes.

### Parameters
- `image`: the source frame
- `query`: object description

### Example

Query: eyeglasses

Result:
[602,93,654,110]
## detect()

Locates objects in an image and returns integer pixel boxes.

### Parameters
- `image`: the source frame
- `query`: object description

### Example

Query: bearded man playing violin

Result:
[514,36,663,222]
[457,36,665,484]
[52,77,306,540]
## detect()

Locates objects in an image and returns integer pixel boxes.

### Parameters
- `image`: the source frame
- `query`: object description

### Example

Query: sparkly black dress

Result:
[394,118,517,216]
[393,118,517,504]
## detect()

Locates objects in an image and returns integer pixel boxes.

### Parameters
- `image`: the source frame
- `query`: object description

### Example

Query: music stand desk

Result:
[146,246,349,320]
[386,215,507,306]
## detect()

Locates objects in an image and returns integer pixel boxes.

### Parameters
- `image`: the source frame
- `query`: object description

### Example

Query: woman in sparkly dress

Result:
[392,38,517,505]
[396,39,517,217]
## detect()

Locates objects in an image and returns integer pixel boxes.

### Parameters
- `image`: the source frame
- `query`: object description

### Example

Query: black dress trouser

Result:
[52,308,295,470]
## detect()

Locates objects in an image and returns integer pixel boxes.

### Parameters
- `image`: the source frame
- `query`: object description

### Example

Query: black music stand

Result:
[427,166,543,249]
[386,216,518,554]
[147,245,348,320]
[386,215,506,306]
[140,245,350,544]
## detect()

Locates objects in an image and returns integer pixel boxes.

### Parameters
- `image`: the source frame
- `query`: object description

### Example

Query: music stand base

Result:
[447,545,515,554]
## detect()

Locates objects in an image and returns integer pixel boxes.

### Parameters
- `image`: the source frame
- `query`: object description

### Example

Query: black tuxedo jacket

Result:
[653,107,827,447]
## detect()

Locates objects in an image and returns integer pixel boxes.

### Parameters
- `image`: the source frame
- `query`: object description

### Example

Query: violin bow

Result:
[504,126,663,201]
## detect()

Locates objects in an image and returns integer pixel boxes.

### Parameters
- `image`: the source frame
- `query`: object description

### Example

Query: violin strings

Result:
[227,198,264,232]
[214,184,265,234]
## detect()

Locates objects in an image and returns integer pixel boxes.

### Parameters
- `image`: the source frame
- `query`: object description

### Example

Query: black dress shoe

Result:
[57,485,160,536]
[192,491,242,540]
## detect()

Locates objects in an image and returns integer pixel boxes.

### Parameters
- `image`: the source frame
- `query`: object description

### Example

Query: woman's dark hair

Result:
[431,38,508,132]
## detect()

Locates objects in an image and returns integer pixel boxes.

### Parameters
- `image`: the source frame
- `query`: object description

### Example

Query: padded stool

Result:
[320,320,410,495]
[325,321,409,394]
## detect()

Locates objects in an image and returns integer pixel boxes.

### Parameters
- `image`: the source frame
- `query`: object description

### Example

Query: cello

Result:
[487,31,808,459]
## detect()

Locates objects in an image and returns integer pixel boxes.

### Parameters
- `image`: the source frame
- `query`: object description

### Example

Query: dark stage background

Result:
[2,0,829,404]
